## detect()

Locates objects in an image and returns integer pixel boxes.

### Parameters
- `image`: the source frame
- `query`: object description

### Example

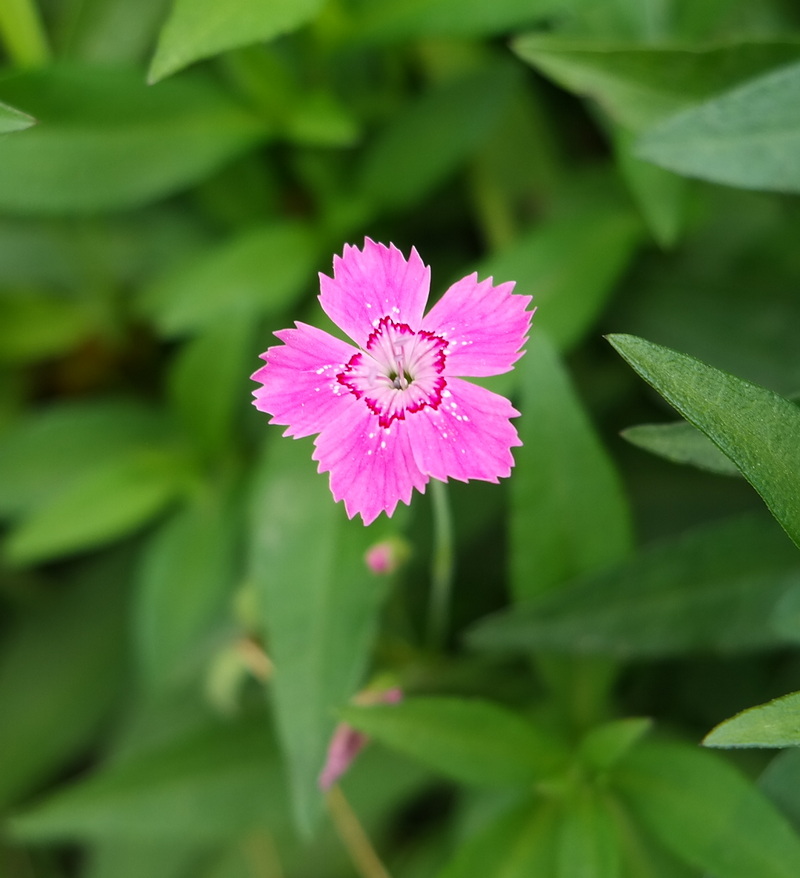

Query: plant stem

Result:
[326,785,393,878]
[0,0,50,67]
[427,479,455,651]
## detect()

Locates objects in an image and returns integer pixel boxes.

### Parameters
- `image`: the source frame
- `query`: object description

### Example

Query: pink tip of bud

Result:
[364,538,409,575]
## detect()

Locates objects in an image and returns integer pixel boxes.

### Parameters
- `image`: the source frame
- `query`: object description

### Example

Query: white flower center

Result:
[337,316,447,428]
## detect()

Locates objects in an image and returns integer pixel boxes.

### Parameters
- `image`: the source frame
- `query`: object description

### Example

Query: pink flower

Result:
[251,239,533,525]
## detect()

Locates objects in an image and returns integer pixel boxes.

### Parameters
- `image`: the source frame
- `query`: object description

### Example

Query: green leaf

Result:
[0,290,92,362]
[139,221,315,337]
[509,334,632,600]
[622,420,742,476]
[437,801,558,878]
[342,697,567,788]
[476,208,641,352]
[134,488,240,692]
[579,718,653,774]
[6,446,192,565]
[0,399,169,517]
[613,738,800,878]
[9,710,286,843]
[0,551,130,808]
[557,786,621,878]
[704,691,800,749]
[248,436,391,833]
[167,314,257,458]
[469,514,800,657]
[760,750,800,831]
[0,98,35,133]
[608,334,800,548]
[359,61,519,211]
[512,36,800,130]
[353,0,560,42]
[0,65,266,214]
[637,60,800,192]
[149,0,323,83]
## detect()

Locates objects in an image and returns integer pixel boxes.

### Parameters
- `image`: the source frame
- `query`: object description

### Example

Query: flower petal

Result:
[313,407,429,525]
[251,322,358,438]
[319,239,431,347]
[410,378,522,483]
[422,273,532,377]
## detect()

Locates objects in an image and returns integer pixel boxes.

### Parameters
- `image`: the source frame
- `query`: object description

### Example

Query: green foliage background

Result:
[1,0,800,876]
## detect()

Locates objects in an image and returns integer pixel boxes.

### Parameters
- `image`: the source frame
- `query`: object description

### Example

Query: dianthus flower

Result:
[251,239,532,524]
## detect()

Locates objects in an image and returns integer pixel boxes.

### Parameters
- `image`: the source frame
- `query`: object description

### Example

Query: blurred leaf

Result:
[470,514,800,657]
[353,0,560,42]
[168,314,257,458]
[0,552,130,808]
[613,738,800,878]
[476,208,641,352]
[248,436,390,833]
[0,65,266,214]
[140,222,315,337]
[6,446,192,566]
[0,290,92,362]
[86,840,200,878]
[0,98,35,133]
[512,36,800,130]
[579,718,652,773]
[61,0,171,64]
[359,61,519,211]
[135,487,241,692]
[704,691,800,749]
[9,710,286,843]
[608,334,800,548]
[557,786,621,878]
[760,749,800,831]
[637,60,800,192]
[622,420,742,476]
[612,125,686,248]
[342,696,567,788]
[509,334,632,600]
[560,0,670,40]
[149,0,323,83]
[436,800,558,878]
[0,399,168,517]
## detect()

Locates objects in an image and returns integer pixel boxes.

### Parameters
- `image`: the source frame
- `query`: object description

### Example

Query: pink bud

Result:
[364,538,409,575]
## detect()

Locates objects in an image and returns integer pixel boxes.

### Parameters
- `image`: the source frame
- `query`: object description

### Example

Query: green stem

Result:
[0,0,50,67]
[427,479,455,650]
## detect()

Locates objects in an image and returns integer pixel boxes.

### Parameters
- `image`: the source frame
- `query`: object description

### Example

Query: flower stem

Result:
[0,0,50,67]
[427,479,455,651]
[326,785,393,878]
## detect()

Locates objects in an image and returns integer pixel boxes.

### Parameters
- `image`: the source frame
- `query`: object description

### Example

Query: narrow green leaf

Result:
[622,420,741,476]
[469,514,800,657]
[6,446,191,565]
[354,0,560,42]
[557,786,621,878]
[437,801,558,878]
[0,65,266,214]
[0,399,168,517]
[135,488,240,692]
[476,209,641,352]
[608,334,800,548]
[9,711,285,843]
[149,0,322,83]
[509,334,632,600]
[0,98,35,133]
[85,840,198,878]
[359,62,519,211]
[139,221,315,337]
[512,36,800,130]
[760,750,800,831]
[613,738,800,878]
[0,551,130,808]
[580,718,653,774]
[342,697,567,788]
[705,691,800,749]
[637,60,800,192]
[248,436,390,833]
[168,315,256,458]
